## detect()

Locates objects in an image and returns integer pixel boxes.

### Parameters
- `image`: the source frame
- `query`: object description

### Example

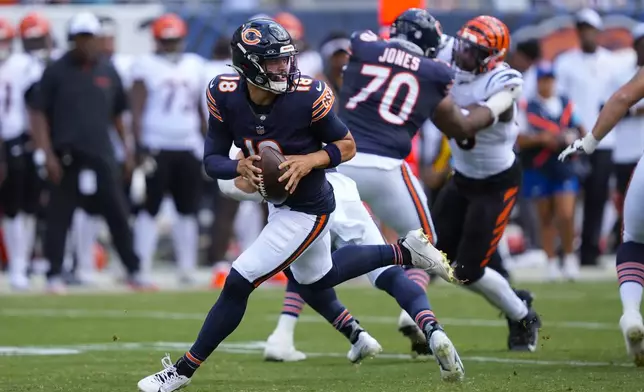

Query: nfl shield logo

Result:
[256,125,265,135]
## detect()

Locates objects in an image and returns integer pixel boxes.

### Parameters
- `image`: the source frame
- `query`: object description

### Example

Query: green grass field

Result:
[0,281,640,392]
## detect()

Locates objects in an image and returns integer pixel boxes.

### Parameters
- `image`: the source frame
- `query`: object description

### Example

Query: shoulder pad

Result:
[206,74,241,122]
[309,80,335,123]
[484,66,523,97]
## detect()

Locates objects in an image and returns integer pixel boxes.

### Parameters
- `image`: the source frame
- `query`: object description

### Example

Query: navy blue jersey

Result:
[203,74,348,215]
[338,30,454,159]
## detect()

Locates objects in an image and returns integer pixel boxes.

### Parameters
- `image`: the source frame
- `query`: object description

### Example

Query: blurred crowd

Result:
[0,6,643,293]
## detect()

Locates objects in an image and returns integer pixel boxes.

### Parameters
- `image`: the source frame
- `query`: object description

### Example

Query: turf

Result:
[0,281,640,392]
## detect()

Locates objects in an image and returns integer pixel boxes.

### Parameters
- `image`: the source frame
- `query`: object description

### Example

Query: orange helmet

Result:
[453,15,510,74]
[273,12,303,41]
[19,12,50,39]
[152,13,186,40]
[0,18,14,41]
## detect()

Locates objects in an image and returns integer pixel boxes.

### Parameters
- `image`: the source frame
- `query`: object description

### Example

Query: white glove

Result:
[558,133,600,161]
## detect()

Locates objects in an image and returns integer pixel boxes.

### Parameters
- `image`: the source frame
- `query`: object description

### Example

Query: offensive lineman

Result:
[137,19,455,392]
[559,56,644,367]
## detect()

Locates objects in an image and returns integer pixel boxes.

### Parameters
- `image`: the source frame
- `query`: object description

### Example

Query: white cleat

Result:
[347,331,382,364]
[562,255,580,281]
[398,310,431,358]
[137,354,191,392]
[429,329,465,382]
[400,229,454,282]
[620,312,644,367]
[546,262,563,282]
[263,333,307,362]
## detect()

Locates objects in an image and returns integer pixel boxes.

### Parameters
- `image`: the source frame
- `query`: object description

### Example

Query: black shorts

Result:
[143,149,203,216]
[0,134,42,217]
[432,161,521,277]
[615,162,637,196]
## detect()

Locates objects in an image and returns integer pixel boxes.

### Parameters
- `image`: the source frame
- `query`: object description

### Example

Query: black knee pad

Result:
[455,260,485,285]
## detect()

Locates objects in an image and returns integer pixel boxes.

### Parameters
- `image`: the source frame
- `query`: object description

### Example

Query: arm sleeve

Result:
[26,64,55,112]
[310,81,349,143]
[203,80,239,180]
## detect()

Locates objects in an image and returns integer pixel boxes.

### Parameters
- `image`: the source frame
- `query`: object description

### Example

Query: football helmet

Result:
[231,18,300,94]
[152,13,186,60]
[389,8,443,58]
[453,15,510,75]
[0,18,14,62]
[19,12,51,60]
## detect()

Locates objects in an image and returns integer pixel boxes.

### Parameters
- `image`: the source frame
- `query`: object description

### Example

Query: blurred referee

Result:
[27,12,150,293]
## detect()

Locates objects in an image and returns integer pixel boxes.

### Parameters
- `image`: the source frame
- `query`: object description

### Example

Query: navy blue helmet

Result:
[389,8,443,58]
[230,18,300,94]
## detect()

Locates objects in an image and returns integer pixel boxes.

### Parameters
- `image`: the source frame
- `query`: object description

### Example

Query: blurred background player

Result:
[0,18,12,62]
[554,8,616,267]
[319,31,351,95]
[273,12,324,80]
[130,13,206,285]
[517,63,584,282]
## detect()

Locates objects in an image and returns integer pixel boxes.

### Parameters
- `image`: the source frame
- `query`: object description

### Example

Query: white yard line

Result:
[0,341,631,368]
[0,308,617,331]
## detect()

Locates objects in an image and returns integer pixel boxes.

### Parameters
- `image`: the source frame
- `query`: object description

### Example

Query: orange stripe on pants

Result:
[252,214,329,287]
[401,164,433,243]
[480,187,518,267]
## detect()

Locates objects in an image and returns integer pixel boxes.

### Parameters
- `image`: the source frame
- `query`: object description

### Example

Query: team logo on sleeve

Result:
[242,28,262,45]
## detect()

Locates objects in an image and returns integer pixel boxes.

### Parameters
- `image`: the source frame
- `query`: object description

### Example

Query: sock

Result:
[177,268,255,377]
[133,211,158,276]
[375,267,437,330]
[3,215,26,279]
[22,214,37,265]
[74,213,99,280]
[469,267,528,321]
[272,280,305,338]
[616,241,644,315]
[289,277,362,344]
[404,268,430,292]
[307,244,409,290]
[172,214,198,275]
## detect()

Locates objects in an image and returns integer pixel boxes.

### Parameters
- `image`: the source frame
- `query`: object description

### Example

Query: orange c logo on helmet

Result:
[242,28,262,45]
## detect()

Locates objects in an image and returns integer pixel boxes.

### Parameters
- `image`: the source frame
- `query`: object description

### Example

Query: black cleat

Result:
[399,325,431,357]
[507,289,542,352]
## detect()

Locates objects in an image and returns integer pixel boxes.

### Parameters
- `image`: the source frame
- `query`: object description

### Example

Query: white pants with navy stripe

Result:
[327,172,393,284]
[232,206,332,286]
[338,161,436,242]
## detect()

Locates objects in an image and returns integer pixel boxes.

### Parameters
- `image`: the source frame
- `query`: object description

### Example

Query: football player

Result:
[130,13,206,285]
[558,53,644,367]
[222,142,465,379]
[336,9,520,349]
[0,13,55,290]
[430,16,541,352]
[137,19,456,392]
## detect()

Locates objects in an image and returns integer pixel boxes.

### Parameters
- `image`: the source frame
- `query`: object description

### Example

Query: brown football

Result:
[253,147,289,204]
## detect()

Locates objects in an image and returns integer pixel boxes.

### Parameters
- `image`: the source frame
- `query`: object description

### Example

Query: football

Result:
[254,147,289,204]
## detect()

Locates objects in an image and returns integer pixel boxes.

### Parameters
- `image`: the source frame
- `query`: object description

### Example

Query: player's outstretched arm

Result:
[560,67,644,161]
[432,87,520,140]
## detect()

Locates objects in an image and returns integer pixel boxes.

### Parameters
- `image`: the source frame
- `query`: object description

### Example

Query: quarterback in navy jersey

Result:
[136,18,454,392]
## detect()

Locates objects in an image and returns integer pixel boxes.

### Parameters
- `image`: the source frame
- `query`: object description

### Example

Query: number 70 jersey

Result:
[338,30,454,160]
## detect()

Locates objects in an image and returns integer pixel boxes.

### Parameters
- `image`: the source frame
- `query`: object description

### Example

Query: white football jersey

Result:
[610,63,644,164]
[448,63,523,179]
[0,52,43,140]
[109,53,135,162]
[131,53,205,151]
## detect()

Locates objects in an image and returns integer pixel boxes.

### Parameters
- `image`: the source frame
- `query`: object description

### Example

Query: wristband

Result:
[482,90,515,122]
[323,144,342,168]
[582,133,600,153]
